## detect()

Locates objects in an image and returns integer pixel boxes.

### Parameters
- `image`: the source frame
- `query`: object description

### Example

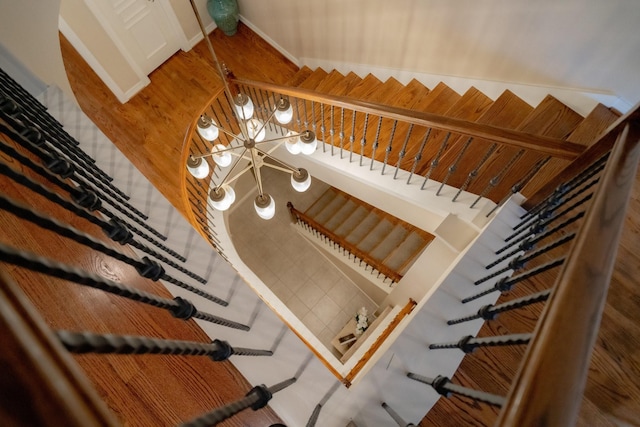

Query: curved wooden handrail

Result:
[233,77,585,160]
[496,120,640,426]
[287,202,402,283]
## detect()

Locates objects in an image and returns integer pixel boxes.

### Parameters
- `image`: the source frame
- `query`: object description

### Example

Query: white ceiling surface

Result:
[239,0,640,109]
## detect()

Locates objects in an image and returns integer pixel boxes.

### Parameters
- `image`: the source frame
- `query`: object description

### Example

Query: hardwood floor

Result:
[56,21,640,427]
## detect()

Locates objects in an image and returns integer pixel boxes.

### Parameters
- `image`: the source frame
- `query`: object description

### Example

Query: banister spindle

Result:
[428,333,532,353]
[330,105,335,156]
[470,149,524,208]
[339,107,345,158]
[381,121,398,175]
[394,124,414,179]
[0,243,248,329]
[462,257,565,303]
[181,377,296,427]
[407,127,432,184]
[421,132,452,189]
[349,110,357,162]
[381,402,416,427]
[452,143,497,202]
[57,331,272,358]
[370,116,383,171]
[446,289,552,325]
[359,113,369,166]
[437,136,473,195]
[320,102,326,152]
[407,373,506,407]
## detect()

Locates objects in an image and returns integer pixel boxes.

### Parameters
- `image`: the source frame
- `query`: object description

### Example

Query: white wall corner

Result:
[185,20,218,51]
[239,15,301,67]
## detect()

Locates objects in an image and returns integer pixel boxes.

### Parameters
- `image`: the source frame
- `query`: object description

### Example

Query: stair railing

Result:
[287,201,402,284]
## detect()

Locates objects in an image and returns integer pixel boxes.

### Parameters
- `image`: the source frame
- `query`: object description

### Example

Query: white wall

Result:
[0,0,72,97]
[239,0,640,111]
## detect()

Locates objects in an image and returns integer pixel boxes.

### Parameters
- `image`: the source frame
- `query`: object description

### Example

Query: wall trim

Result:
[239,15,301,67]
[58,16,149,103]
[299,57,630,117]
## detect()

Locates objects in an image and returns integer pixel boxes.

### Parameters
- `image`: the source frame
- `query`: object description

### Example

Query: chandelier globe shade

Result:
[274,98,293,124]
[209,184,236,211]
[291,168,311,192]
[254,193,276,220]
[186,156,210,179]
[233,93,254,120]
[246,118,266,142]
[212,144,232,167]
[284,130,302,155]
[300,130,317,155]
[197,115,219,141]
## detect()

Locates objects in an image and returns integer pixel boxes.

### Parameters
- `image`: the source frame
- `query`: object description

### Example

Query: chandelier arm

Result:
[256,131,308,146]
[261,162,296,175]
[213,148,248,189]
[188,0,249,141]
[253,106,279,138]
[254,147,299,173]
[217,163,254,186]
[212,122,247,142]
[248,148,264,196]
[191,143,244,160]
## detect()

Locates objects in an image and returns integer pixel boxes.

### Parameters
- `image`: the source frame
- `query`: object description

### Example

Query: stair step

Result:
[384,232,431,275]
[413,82,462,114]
[357,218,395,253]
[368,77,405,104]
[369,224,410,261]
[304,188,337,218]
[523,103,622,196]
[438,89,535,192]
[315,70,346,93]
[469,95,585,202]
[297,68,329,90]
[328,71,363,97]
[345,211,382,246]
[324,199,359,231]
[286,66,313,87]
[346,73,384,100]
[387,79,431,109]
[412,86,494,174]
[313,193,348,225]
[334,205,370,237]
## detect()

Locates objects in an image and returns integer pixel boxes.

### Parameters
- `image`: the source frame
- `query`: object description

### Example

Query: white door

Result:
[88,0,182,75]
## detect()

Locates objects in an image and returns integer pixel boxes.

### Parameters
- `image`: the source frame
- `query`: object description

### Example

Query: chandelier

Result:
[186,1,316,220]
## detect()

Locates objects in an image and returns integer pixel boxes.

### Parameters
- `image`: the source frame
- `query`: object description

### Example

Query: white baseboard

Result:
[58,16,149,103]
[239,15,301,67]
[185,21,218,51]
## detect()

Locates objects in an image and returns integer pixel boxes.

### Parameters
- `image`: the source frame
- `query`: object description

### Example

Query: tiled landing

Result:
[228,166,378,358]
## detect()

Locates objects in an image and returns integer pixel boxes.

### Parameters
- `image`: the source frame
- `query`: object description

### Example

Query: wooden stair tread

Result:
[432,89,534,187]
[413,82,462,114]
[522,103,621,197]
[346,73,384,101]
[411,87,493,174]
[518,95,584,139]
[314,70,346,93]
[368,77,405,105]
[296,67,329,90]
[387,79,431,109]
[327,72,363,97]
[567,103,621,145]
[285,66,313,87]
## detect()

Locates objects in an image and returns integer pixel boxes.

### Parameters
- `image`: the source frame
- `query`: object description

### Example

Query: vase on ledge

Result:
[207,0,240,36]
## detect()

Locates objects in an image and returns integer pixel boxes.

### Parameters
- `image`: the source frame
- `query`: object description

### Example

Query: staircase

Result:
[249,66,622,208]
[289,186,435,286]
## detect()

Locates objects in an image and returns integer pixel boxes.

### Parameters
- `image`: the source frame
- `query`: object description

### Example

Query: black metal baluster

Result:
[437,137,473,195]
[407,128,432,184]
[359,113,369,166]
[381,121,398,175]
[470,149,524,208]
[394,124,414,179]
[407,373,505,407]
[421,132,452,189]
[370,116,383,171]
[452,143,497,202]
[447,289,551,325]
[429,333,532,353]
[381,402,416,427]
[349,110,357,162]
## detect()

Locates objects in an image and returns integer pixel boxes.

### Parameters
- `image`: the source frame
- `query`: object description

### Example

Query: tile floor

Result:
[228,163,378,358]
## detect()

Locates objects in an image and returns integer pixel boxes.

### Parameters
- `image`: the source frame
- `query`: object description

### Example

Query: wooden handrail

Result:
[287,202,403,283]
[233,77,586,160]
[496,120,640,426]
[0,269,118,426]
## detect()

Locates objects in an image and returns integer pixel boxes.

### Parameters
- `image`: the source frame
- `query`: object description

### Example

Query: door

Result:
[88,0,182,75]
